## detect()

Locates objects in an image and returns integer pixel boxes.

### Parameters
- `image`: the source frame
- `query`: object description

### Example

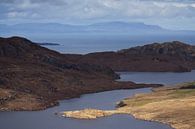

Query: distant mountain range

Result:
[1,21,194,36]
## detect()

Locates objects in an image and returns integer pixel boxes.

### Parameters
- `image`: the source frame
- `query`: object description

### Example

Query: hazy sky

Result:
[0,0,195,30]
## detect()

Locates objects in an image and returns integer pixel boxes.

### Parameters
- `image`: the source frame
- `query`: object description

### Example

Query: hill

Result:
[74,41,195,72]
[0,36,158,111]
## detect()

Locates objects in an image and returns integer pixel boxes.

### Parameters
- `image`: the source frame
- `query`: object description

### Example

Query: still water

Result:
[118,70,195,85]
[31,34,195,54]
[0,88,173,129]
[2,71,194,129]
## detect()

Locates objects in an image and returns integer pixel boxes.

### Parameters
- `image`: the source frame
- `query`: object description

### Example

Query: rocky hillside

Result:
[75,41,195,72]
[0,37,159,111]
[119,41,195,59]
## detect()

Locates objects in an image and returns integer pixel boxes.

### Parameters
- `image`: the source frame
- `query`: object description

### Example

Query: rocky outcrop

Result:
[0,88,16,105]
[0,88,46,111]
[61,109,121,119]
[72,41,195,72]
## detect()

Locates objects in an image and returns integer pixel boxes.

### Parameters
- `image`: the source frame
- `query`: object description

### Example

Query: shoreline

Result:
[0,83,161,111]
[61,108,174,129]
[128,111,175,129]
[61,82,195,129]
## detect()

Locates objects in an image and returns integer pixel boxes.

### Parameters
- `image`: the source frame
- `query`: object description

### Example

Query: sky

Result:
[0,0,195,30]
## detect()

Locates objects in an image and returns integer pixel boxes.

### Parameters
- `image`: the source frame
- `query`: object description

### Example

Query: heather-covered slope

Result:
[0,37,159,111]
[75,41,195,72]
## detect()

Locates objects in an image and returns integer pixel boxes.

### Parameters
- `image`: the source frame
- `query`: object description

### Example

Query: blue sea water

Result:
[29,34,195,54]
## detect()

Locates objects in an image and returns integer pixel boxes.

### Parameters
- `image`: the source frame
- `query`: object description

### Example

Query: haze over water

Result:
[33,34,195,54]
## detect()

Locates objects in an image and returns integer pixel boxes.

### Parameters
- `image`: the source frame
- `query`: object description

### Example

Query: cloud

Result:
[2,0,195,19]
[0,0,195,29]
[0,0,15,4]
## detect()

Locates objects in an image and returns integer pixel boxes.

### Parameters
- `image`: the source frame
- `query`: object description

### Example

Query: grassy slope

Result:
[62,82,195,129]
[119,82,195,129]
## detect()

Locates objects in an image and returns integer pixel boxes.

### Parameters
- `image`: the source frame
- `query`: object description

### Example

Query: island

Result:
[37,43,60,46]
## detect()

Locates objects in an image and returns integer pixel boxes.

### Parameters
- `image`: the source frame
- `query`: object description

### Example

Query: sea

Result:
[28,33,195,54]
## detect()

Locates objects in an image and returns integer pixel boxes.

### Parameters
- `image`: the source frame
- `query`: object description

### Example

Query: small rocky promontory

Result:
[61,82,195,129]
[62,109,122,119]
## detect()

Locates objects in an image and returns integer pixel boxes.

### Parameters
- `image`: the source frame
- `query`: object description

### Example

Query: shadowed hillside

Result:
[0,37,159,111]
[74,41,195,72]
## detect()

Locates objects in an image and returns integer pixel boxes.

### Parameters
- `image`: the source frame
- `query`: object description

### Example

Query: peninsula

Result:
[62,82,195,129]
